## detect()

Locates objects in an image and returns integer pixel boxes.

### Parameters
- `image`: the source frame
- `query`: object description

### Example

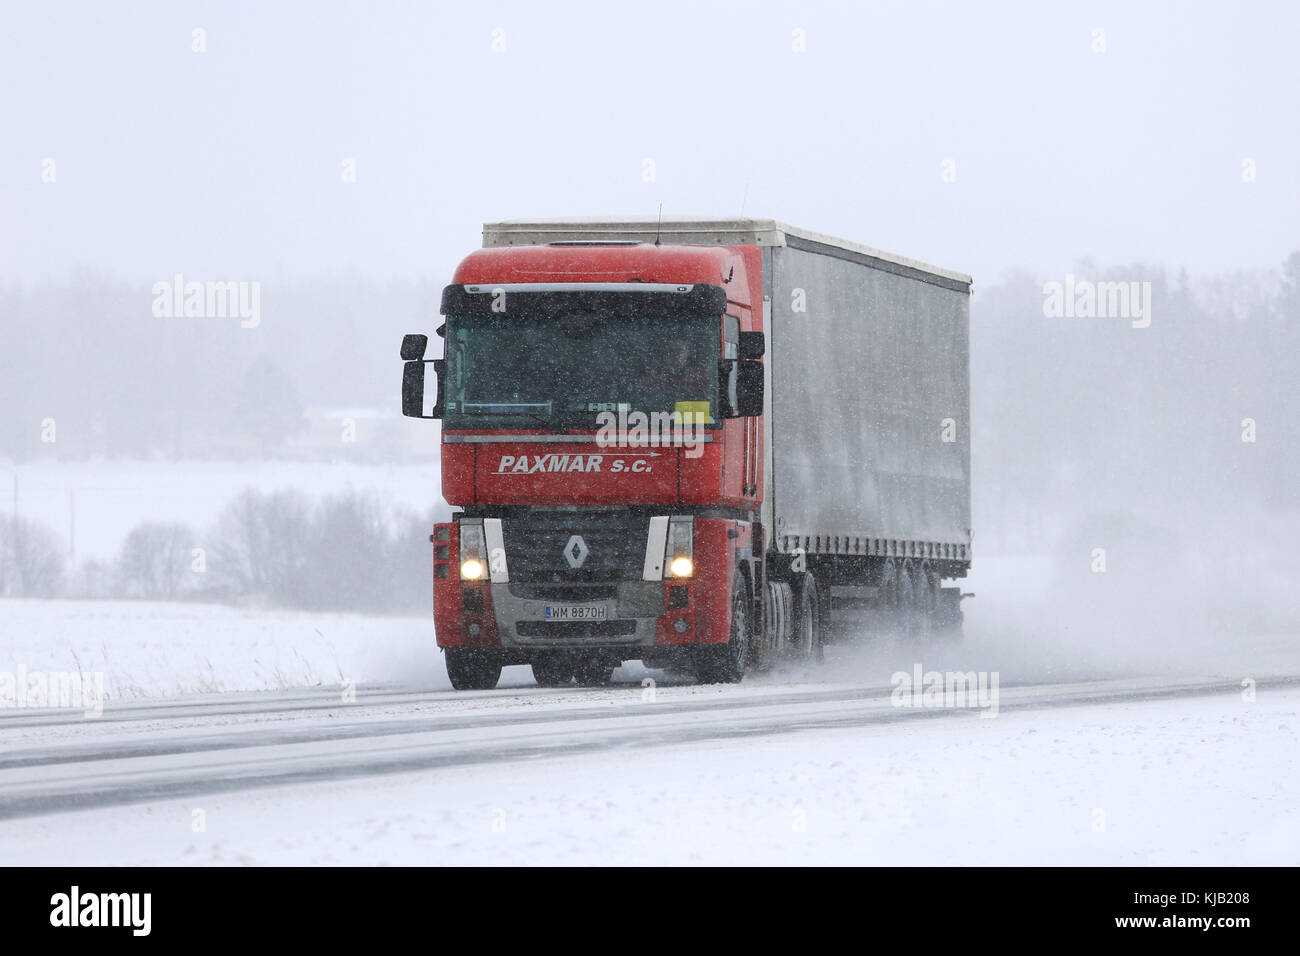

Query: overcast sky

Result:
[2,0,1296,288]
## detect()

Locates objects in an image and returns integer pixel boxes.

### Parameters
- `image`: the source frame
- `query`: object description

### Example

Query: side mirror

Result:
[720,359,763,418]
[719,360,739,418]
[402,358,445,419]
[401,334,428,360]
[738,331,765,360]
[736,360,763,417]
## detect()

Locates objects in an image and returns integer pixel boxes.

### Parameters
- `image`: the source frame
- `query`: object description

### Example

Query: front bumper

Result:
[488,581,681,647]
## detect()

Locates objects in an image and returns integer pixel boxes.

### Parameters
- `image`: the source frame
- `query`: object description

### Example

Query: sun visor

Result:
[440,283,728,318]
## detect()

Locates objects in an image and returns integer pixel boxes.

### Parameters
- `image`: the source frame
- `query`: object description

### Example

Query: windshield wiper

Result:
[514,410,567,434]
[462,402,566,434]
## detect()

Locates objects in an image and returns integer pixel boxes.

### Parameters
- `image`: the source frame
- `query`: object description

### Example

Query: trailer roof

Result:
[482,218,973,291]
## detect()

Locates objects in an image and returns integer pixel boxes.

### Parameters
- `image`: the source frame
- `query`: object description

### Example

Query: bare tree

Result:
[305,491,390,610]
[117,521,194,599]
[211,488,312,603]
[0,515,65,597]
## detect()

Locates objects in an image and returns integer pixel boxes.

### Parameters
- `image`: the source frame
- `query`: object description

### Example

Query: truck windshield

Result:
[443,313,718,429]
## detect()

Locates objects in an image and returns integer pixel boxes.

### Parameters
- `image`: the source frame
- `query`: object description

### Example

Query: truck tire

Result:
[445,648,502,691]
[896,566,918,642]
[906,566,932,643]
[790,572,825,664]
[694,575,749,684]
[755,579,791,672]
[532,656,573,687]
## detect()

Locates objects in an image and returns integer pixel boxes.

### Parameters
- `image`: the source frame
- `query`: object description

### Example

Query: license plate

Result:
[545,604,607,621]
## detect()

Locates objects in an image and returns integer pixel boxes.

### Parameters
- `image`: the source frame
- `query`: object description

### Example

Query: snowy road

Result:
[1,670,1297,864]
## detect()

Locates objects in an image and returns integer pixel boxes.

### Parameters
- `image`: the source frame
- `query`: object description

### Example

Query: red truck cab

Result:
[403,236,767,689]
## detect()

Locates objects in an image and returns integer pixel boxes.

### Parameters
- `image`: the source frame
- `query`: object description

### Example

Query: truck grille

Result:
[515,620,639,639]
[501,513,648,584]
[508,584,619,602]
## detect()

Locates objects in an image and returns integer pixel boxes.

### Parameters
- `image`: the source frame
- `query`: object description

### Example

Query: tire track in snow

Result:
[0,675,1295,821]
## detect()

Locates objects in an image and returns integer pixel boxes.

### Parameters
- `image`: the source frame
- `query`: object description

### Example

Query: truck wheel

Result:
[532,656,573,687]
[444,648,502,691]
[694,576,749,684]
[790,572,825,664]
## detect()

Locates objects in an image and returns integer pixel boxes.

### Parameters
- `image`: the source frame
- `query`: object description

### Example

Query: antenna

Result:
[654,204,663,246]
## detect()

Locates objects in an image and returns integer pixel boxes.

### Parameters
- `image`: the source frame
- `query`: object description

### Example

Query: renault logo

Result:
[563,534,589,569]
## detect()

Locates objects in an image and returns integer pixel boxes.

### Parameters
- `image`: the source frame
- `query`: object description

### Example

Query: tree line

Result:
[0,488,435,614]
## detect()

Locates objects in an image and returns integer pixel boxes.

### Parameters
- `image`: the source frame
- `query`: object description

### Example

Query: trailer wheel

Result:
[445,648,502,691]
[894,567,913,641]
[694,575,748,684]
[790,572,825,664]
[877,561,903,641]
[906,566,933,644]
[898,567,928,644]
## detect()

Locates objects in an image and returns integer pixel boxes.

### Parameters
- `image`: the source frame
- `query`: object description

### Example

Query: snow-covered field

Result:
[0,599,445,698]
[1,509,1296,866]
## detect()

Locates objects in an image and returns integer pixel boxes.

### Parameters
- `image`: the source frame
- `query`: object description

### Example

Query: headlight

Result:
[459,521,485,581]
[664,517,694,578]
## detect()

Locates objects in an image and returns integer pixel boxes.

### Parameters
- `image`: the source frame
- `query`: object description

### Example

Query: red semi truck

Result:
[401,219,972,690]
